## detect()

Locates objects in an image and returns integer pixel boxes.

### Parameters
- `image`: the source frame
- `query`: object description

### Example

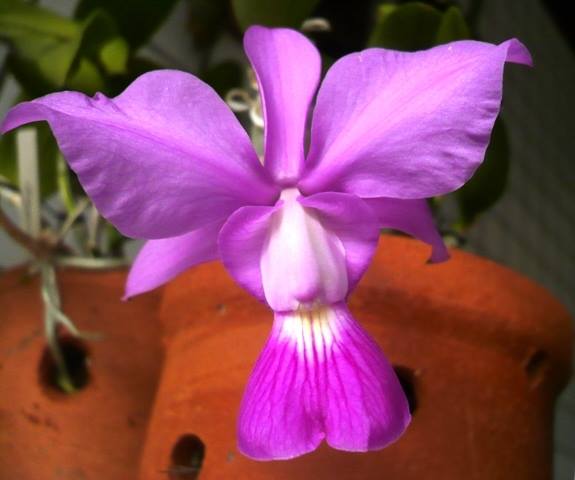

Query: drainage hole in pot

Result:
[39,336,90,394]
[169,434,205,479]
[393,365,418,414]
[524,349,548,387]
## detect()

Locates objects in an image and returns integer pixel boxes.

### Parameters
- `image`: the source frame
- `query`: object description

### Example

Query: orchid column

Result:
[1,26,531,460]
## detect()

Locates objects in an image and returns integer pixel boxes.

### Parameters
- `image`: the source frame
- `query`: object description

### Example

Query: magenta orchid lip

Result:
[1,25,532,461]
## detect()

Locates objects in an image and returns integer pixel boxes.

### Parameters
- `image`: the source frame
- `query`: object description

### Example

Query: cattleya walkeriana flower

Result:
[1,26,531,460]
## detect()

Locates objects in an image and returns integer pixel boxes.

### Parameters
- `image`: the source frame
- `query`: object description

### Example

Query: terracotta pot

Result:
[0,267,163,480]
[139,235,573,480]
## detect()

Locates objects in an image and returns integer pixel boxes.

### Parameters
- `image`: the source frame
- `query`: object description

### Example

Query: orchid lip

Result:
[238,303,411,460]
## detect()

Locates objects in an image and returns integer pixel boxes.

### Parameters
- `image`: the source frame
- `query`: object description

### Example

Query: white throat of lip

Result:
[278,305,338,361]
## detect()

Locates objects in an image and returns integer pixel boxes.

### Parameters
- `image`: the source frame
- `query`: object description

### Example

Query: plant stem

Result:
[0,202,49,258]
[56,153,75,214]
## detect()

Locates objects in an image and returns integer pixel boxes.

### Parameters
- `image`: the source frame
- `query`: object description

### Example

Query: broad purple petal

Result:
[300,192,381,291]
[1,70,279,239]
[365,198,449,262]
[124,221,223,299]
[238,303,410,460]
[300,39,532,199]
[244,26,321,185]
[218,205,278,303]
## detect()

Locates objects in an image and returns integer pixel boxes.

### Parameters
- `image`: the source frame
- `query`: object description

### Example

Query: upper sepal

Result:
[244,26,321,184]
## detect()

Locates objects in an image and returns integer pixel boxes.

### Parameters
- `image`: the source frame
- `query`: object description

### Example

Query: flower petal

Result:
[124,221,223,299]
[1,70,278,239]
[218,205,278,303]
[219,191,350,312]
[238,303,410,460]
[300,39,532,199]
[244,26,321,184]
[261,190,348,311]
[221,191,381,311]
[365,198,449,262]
[299,192,381,291]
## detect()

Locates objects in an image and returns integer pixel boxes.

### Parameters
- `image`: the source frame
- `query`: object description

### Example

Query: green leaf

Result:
[61,10,130,94]
[232,0,320,31]
[0,123,59,199]
[0,0,83,95]
[369,3,472,50]
[0,2,122,96]
[75,0,179,49]
[77,10,129,77]
[456,117,510,226]
[66,57,106,95]
[201,61,243,97]
[368,2,442,51]
[188,0,228,51]
[99,37,129,75]
[435,6,471,44]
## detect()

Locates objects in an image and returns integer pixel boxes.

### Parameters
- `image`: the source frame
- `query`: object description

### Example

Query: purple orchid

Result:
[1,26,531,460]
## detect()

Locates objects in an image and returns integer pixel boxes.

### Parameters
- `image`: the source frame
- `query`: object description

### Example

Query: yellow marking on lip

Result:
[279,305,337,361]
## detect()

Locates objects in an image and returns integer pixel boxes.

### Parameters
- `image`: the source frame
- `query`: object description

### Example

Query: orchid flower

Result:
[1,26,531,460]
